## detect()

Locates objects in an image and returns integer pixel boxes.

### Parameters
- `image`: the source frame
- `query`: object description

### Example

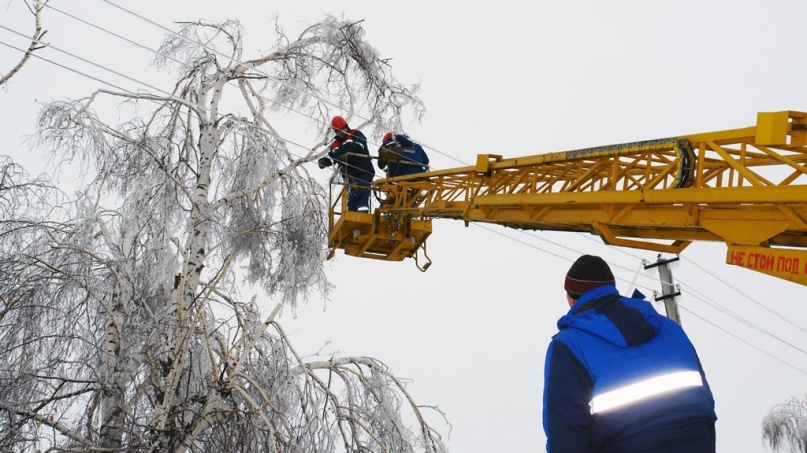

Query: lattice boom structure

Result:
[328,110,807,285]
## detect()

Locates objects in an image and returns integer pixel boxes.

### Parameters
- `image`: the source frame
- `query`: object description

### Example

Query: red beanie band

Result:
[564,255,615,299]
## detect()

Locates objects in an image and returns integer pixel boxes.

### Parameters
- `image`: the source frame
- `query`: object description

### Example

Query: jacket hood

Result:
[557,285,661,347]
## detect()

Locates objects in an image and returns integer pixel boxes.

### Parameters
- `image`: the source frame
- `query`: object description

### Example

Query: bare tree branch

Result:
[0,0,47,87]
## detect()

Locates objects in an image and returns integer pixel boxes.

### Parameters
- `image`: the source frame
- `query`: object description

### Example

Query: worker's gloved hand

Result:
[318,157,333,169]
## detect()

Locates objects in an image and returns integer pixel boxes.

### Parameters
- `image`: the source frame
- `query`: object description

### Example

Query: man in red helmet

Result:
[318,116,374,212]
[377,131,429,178]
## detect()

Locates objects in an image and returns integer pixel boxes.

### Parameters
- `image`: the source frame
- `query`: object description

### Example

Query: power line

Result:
[679,255,807,336]
[1,23,164,95]
[84,0,456,177]
[24,0,454,186]
[0,39,131,93]
[0,22,329,167]
[473,221,807,380]
[44,1,391,181]
[679,303,807,376]
[685,283,807,356]
[43,3,326,128]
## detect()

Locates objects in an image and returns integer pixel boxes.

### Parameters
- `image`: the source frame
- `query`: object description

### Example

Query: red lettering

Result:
[765,253,775,270]
[729,250,746,266]
[776,256,801,275]
[749,253,775,271]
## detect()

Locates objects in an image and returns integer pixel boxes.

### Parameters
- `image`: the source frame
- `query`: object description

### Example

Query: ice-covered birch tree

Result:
[0,17,444,452]
[763,396,807,452]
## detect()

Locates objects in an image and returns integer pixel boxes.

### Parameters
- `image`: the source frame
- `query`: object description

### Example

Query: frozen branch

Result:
[0,0,46,87]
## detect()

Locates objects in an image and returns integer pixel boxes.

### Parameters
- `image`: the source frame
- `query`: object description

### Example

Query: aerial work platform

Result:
[328,110,807,285]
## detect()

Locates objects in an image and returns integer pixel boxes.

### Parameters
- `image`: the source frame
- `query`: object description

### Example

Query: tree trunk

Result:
[153,83,221,446]
[99,297,126,447]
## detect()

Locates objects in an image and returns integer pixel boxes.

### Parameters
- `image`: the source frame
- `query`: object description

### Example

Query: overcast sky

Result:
[3,1,807,451]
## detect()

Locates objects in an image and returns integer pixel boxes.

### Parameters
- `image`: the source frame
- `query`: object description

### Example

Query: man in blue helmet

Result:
[318,115,374,212]
[543,255,717,452]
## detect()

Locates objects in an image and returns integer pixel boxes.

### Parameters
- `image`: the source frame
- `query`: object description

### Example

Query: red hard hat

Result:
[382,132,394,143]
[331,115,348,130]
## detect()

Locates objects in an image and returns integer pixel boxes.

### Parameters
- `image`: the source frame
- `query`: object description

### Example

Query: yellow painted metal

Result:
[328,185,432,261]
[475,154,502,175]
[756,111,791,146]
[327,110,807,285]
[702,219,789,245]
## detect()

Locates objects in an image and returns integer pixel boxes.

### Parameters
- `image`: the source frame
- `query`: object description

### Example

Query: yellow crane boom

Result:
[327,110,807,285]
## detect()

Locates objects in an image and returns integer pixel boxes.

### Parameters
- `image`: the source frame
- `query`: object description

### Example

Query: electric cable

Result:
[42,0,433,200]
[85,0,807,386]
[0,39,132,93]
[0,23,330,167]
[83,0,439,178]
[478,224,807,369]
[1,17,381,216]
[678,304,807,376]
[474,224,660,296]
[680,255,807,336]
[562,230,807,356]
[42,0,437,195]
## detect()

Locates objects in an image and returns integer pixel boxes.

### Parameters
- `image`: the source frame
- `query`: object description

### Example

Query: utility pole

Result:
[643,254,682,324]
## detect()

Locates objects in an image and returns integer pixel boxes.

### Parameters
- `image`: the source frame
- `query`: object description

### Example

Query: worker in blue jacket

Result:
[543,255,717,452]
[318,116,374,211]
[377,132,429,177]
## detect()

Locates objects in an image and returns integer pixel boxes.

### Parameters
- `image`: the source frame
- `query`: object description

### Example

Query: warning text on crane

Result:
[726,245,807,286]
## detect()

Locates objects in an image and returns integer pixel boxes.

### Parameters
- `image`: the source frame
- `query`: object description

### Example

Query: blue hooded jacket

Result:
[328,129,374,182]
[543,285,716,452]
[377,134,429,177]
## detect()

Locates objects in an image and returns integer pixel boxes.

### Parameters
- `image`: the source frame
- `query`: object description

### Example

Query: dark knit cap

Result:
[564,255,615,299]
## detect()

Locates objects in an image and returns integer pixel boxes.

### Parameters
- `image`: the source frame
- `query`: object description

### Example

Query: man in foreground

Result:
[543,255,717,452]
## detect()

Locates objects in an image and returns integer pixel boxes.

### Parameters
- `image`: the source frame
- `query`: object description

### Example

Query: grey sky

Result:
[3,1,807,451]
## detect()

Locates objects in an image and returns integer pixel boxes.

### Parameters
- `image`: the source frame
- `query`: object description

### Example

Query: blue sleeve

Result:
[353,130,368,151]
[329,130,367,160]
[328,147,343,160]
[328,141,346,160]
[327,135,342,160]
[543,340,593,453]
